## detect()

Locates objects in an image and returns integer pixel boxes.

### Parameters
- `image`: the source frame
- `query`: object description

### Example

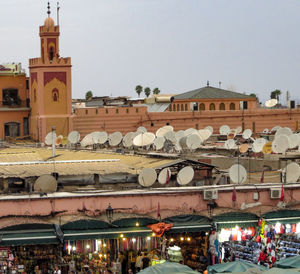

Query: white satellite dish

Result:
[133,132,156,147]
[272,135,289,154]
[174,141,182,152]
[91,131,102,144]
[179,134,202,150]
[275,127,293,137]
[242,129,252,140]
[175,130,185,142]
[283,162,300,183]
[80,133,94,147]
[108,132,123,146]
[156,125,173,137]
[265,99,278,107]
[34,175,57,193]
[138,168,157,187]
[98,132,108,144]
[262,128,269,134]
[68,131,80,144]
[177,166,194,185]
[198,129,211,141]
[184,128,198,137]
[288,134,300,149]
[122,132,134,148]
[235,126,243,135]
[137,126,147,133]
[45,131,57,146]
[229,164,247,184]
[271,126,281,133]
[204,126,214,134]
[153,136,165,150]
[164,131,177,144]
[158,168,171,185]
[219,125,231,135]
[252,138,267,153]
[224,139,235,149]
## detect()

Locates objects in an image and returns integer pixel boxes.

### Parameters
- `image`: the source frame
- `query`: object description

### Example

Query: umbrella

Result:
[138,262,198,274]
[208,261,266,274]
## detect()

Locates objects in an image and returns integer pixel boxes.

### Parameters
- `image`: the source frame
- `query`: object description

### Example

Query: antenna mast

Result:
[57,2,60,26]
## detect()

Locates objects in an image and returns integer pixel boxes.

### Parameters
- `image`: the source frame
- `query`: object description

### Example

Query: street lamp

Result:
[207,200,217,217]
[106,203,114,223]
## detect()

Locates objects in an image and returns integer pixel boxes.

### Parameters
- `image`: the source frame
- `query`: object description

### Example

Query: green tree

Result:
[144,87,151,98]
[152,87,160,95]
[85,90,93,101]
[270,89,281,101]
[135,85,143,97]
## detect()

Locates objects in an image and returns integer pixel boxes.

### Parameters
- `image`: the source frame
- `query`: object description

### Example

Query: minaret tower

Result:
[29,2,72,141]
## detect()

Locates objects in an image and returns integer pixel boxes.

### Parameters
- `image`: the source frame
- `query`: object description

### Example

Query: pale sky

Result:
[1,0,300,103]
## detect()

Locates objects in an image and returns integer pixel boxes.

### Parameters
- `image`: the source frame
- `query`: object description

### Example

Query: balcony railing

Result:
[0,99,30,108]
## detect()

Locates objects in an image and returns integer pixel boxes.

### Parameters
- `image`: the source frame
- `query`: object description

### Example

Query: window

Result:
[49,47,54,61]
[181,104,184,111]
[23,118,29,136]
[173,104,176,111]
[195,123,199,129]
[116,109,119,114]
[151,122,154,127]
[96,109,98,114]
[193,102,198,111]
[126,109,129,113]
[105,109,108,114]
[230,103,235,110]
[52,88,59,102]
[219,103,225,110]
[200,103,205,110]
[169,105,172,111]
[166,122,170,125]
[26,79,29,90]
[34,89,37,102]
[136,108,139,113]
[86,109,88,115]
[177,104,180,111]
[2,89,18,105]
[185,104,188,111]
[209,103,215,110]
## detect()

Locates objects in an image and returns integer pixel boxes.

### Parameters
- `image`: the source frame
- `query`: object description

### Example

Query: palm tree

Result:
[85,90,93,101]
[135,85,143,97]
[270,89,281,101]
[152,87,160,95]
[144,87,151,98]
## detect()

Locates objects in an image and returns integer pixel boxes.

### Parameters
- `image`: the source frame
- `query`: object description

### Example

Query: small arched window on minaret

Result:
[49,47,54,61]
[52,88,59,102]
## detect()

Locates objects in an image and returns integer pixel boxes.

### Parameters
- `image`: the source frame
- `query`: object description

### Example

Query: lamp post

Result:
[106,203,114,223]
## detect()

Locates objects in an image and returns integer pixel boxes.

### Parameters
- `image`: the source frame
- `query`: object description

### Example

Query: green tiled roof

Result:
[174,86,252,100]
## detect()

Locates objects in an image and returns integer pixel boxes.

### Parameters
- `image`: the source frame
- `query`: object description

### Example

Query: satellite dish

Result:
[204,126,213,134]
[184,128,198,137]
[122,132,134,148]
[229,164,247,184]
[252,138,267,153]
[198,129,211,141]
[158,168,171,185]
[265,99,278,107]
[224,139,235,149]
[271,126,281,133]
[156,126,173,137]
[283,162,300,183]
[219,125,231,135]
[133,132,156,147]
[98,132,108,144]
[108,132,123,147]
[262,128,269,134]
[80,133,94,147]
[56,136,62,146]
[137,126,147,133]
[272,135,289,154]
[179,134,202,150]
[288,134,300,149]
[235,126,243,134]
[68,131,80,144]
[174,141,182,152]
[275,127,293,137]
[45,131,57,146]
[242,129,252,140]
[177,166,194,185]
[90,131,102,144]
[34,175,57,193]
[138,168,157,187]
[61,136,69,146]
[175,130,185,142]
[153,136,165,150]
[164,131,177,144]
[239,144,249,154]
[262,141,273,154]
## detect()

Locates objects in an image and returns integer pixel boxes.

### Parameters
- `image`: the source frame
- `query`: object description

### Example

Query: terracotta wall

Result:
[73,106,300,136]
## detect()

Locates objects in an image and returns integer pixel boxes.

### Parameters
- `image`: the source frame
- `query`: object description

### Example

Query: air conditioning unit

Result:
[270,188,281,199]
[204,190,218,200]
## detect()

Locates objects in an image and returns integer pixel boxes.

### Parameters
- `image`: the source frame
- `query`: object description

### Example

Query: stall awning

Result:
[263,210,300,224]
[213,212,259,229]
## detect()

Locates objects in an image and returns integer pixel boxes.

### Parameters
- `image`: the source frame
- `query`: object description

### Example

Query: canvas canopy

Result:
[275,255,300,269]
[138,262,198,274]
[208,261,266,274]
